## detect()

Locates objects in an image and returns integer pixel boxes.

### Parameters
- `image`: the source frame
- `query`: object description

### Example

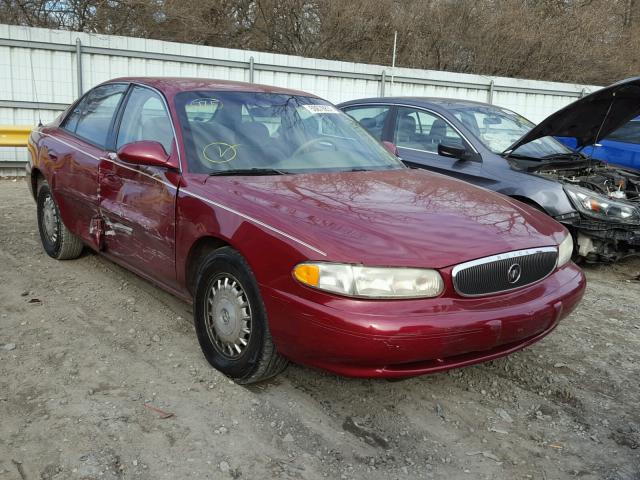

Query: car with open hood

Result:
[339,77,640,262]
[26,77,584,383]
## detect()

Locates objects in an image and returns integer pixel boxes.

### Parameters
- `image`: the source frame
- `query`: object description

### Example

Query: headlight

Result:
[557,234,573,267]
[564,184,640,223]
[293,262,444,299]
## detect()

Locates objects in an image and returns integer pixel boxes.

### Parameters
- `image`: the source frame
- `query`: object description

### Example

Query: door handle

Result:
[48,150,58,160]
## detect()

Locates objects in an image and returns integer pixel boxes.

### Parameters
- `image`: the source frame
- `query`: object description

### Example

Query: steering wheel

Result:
[290,137,338,158]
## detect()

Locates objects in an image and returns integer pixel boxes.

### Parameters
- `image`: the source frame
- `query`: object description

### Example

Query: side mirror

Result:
[438,143,470,160]
[382,141,400,157]
[117,141,169,167]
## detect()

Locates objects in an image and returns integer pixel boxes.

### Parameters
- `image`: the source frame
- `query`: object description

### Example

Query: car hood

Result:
[506,76,640,153]
[196,169,566,268]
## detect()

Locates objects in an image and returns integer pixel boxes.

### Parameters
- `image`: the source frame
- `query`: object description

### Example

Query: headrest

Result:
[430,119,448,137]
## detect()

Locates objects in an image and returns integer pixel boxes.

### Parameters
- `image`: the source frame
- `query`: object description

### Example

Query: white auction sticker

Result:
[302,104,340,114]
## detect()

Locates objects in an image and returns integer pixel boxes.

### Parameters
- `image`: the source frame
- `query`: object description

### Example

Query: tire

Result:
[37,181,84,260]
[193,247,288,384]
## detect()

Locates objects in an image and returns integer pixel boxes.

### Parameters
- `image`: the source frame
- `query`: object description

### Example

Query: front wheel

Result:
[193,247,288,384]
[37,181,84,260]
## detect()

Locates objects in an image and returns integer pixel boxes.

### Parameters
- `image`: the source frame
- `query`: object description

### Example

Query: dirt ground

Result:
[0,178,639,480]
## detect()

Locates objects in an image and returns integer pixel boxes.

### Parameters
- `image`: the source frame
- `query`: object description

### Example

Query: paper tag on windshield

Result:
[302,104,340,114]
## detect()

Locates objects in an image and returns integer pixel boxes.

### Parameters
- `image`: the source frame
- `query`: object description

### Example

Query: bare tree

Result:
[0,0,637,85]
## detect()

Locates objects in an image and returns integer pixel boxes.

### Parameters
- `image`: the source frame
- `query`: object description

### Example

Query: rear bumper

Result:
[263,263,585,378]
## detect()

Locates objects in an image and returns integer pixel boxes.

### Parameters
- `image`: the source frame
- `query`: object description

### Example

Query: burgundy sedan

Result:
[26,77,585,383]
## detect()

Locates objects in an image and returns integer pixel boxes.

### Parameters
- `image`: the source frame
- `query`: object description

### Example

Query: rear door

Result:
[99,84,180,287]
[46,83,128,248]
[391,106,486,184]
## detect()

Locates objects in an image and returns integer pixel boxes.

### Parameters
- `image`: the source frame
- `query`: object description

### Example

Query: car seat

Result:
[396,115,417,144]
[429,119,448,145]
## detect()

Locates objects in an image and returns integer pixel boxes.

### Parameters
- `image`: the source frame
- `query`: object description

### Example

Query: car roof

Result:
[107,77,317,98]
[339,96,496,110]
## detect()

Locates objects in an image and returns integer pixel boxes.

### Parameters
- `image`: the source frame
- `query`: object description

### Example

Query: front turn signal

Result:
[293,263,320,287]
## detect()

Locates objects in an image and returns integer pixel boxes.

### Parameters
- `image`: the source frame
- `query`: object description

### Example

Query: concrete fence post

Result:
[380,70,386,97]
[76,38,83,97]
[488,80,495,104]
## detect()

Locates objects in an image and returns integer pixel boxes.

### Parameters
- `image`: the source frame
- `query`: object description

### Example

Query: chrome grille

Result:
[452,247,558,297]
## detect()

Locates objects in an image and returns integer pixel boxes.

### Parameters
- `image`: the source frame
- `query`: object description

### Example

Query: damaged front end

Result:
[534,160,640,261]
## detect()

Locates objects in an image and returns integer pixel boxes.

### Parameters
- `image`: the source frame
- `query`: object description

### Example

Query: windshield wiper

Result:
[345,166,406,172]
[207,168,290,177]
[503,151,578,162]
[541,152,585,161]
[501,152,539,160]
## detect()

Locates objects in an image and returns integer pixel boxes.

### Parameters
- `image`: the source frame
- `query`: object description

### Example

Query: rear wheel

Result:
[193,247,288,384]
[37,181,83,260]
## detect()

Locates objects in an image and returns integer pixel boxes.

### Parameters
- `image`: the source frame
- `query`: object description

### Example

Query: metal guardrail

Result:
[0,126,30,176]
[0,125,31,147]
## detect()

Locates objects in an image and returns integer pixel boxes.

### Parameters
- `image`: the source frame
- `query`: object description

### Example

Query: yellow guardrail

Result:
[0,125,32,147]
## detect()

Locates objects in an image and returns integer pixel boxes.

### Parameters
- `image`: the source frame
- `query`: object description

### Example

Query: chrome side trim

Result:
[40,131,99,160]
[40,132,178,190]
[104,217,133,235]
[180,188,327,257]
[451,246,558,297]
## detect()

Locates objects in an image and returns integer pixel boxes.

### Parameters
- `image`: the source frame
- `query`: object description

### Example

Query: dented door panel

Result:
[98,156,179,287]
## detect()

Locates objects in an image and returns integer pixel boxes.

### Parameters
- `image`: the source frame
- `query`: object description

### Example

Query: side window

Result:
[343,106,390,140]
[63,84,127,148]
[394,107,465,154]
[117,86,174,154]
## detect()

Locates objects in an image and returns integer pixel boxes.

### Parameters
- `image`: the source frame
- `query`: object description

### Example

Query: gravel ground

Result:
[0,178,639,480]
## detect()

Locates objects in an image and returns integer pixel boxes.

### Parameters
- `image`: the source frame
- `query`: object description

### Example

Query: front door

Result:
[392,106,487,185]
[98,85,179,288]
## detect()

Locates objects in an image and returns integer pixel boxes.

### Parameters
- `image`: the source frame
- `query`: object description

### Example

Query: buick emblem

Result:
[507,263,522,284]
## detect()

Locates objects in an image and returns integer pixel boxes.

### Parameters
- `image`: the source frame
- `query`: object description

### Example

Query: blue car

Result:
[339,77,640,262]
[557,117,640,170]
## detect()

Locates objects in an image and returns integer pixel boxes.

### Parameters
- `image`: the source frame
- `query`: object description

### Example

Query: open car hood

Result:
[506,76,640,154]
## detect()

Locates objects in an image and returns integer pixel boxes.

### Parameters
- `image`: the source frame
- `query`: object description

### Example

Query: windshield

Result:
[451,105,572,158]
[175,91,404,174]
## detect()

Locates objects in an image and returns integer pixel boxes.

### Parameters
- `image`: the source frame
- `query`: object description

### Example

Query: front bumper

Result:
[562,216,640,260]
[572,217,640,244]
[263,263,585,378]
